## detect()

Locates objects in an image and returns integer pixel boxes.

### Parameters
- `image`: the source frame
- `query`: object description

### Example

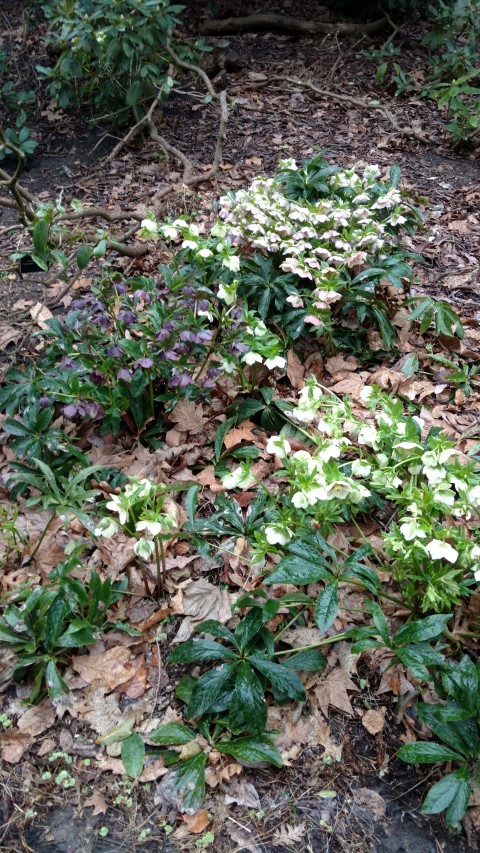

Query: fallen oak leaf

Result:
[84,791,108,815]
[314,667,359,717]
[272,822,307,848]
[223,419,257,450]
[169,400,207,435]
[72,646,133,692]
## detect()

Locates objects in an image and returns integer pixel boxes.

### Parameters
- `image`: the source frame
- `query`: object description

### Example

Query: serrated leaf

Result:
[279,648,327,671]
[394,614,451,645]
[314,582,338,634]
[249,654,305,702]
[149,722,196,745]
[397,742,464,764]
[229,661,266,736]
[121,733,145,779]
[173,752,206,813]
[168,639,237,664]
[264,556,331,586]
[421,768,470,821]
[187,662,238,718]
[217,735,283,768]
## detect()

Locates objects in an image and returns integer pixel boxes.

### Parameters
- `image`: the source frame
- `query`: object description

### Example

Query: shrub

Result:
[36,0,193,120]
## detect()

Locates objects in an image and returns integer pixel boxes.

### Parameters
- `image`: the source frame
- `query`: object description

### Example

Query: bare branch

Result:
[200,13,388,37]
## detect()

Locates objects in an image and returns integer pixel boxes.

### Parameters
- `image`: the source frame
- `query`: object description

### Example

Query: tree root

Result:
[200,13,388,37]
[236,74,429,145]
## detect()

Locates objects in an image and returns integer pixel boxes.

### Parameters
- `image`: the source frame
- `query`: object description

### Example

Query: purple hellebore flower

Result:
[85,402,104,420]
[201,378,216,389]
[62,402,85,418]
[90,371,105,385]
[117,309,137,325]
[133,357,154,370]
[230,307,244,322]
[179,331,196,343]
[97,314,111,329]
[229,341,248,356]
[175,343,188,355]
[117,368,133,381]
[169,373,192,388]
[60,357,76,371]
[107,345,124,357]
[197,299,210,312]
[206,367,221,379]
[38,396,52,409]
[163,350,179,361]
[113,282,128,294]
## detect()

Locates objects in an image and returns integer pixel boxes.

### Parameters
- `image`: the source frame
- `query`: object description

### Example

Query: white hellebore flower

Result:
[94,517,120,538]
[425,540,458,564]
[399,519,427,541]
[357,425,380,450]
[351,459,371,478]
[134,538,155,560]
[265,524,293,546]
[222,254,240,272]
[222,466,256,490]
[266,435,291,459]
[324,481,352,500]
[217,283,237,305]
[136,519,163,537]
[105,495,129,525]
[141,218,158,237]
[265,356,286,370]
[243,351,263,366]
[467,485,480,508]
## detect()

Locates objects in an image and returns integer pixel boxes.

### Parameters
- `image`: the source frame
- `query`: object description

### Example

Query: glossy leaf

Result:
[121,732,145,779]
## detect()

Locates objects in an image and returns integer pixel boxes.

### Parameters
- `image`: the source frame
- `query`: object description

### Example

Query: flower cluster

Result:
[217,159,416,332]
[221,381,480,610]
[95,477,176,560]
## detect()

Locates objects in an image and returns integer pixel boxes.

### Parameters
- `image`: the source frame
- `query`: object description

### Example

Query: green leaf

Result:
[45,660,68,699]
[214,416,236,461]
[264,556,331,586]
[173,752,206,813]
[196,620,238,649]
[249,655,305,702]
[187,662,238,718]
[394,614,451,645]
[369,601,390,645]
[76,244,91,270]
[121,732,145,779]
[397,742,465,764]
[279,648,327,671]
[168,639,237,664]
[234,607,267,652]
[93,239,107,258]
[126,80,142,106]
[149,722,196,746]
[217,735,283,768]
[185,484,200,526]
[422,768,471,825]
[314,582,338,634]
[229,661,266,736]
[44,597,68,652]
[33,219,49,258]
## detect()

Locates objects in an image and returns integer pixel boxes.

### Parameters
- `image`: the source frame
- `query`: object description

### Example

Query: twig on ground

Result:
[234,74,429,145]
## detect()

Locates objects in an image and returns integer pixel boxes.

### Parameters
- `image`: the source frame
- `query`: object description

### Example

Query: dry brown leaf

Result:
[361,708,386,735]
[139,758,169,782]
[272,822,307,848]
[352,787,386,820]
[72,646,133,692]
[171,578,234,642]
[169,400,207,435]
[325,354,359,375]
[329,373,365,399]
[17,701,55,737]
[165,427,188,447]
[196,465,223,492]
[0,325,22,350]
[0,731,34,763]
[448,219,469,234]
[182,809,210,834]
[287,349,305,389]
[84,791,108,815]
[314,667,359,717]
[30,302,54,329]
[268,707,342,761]
[223,420,256,450]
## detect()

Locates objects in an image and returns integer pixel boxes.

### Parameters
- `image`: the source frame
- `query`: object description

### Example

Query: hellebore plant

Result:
[219,380,480,614]
[95,476,179,599]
